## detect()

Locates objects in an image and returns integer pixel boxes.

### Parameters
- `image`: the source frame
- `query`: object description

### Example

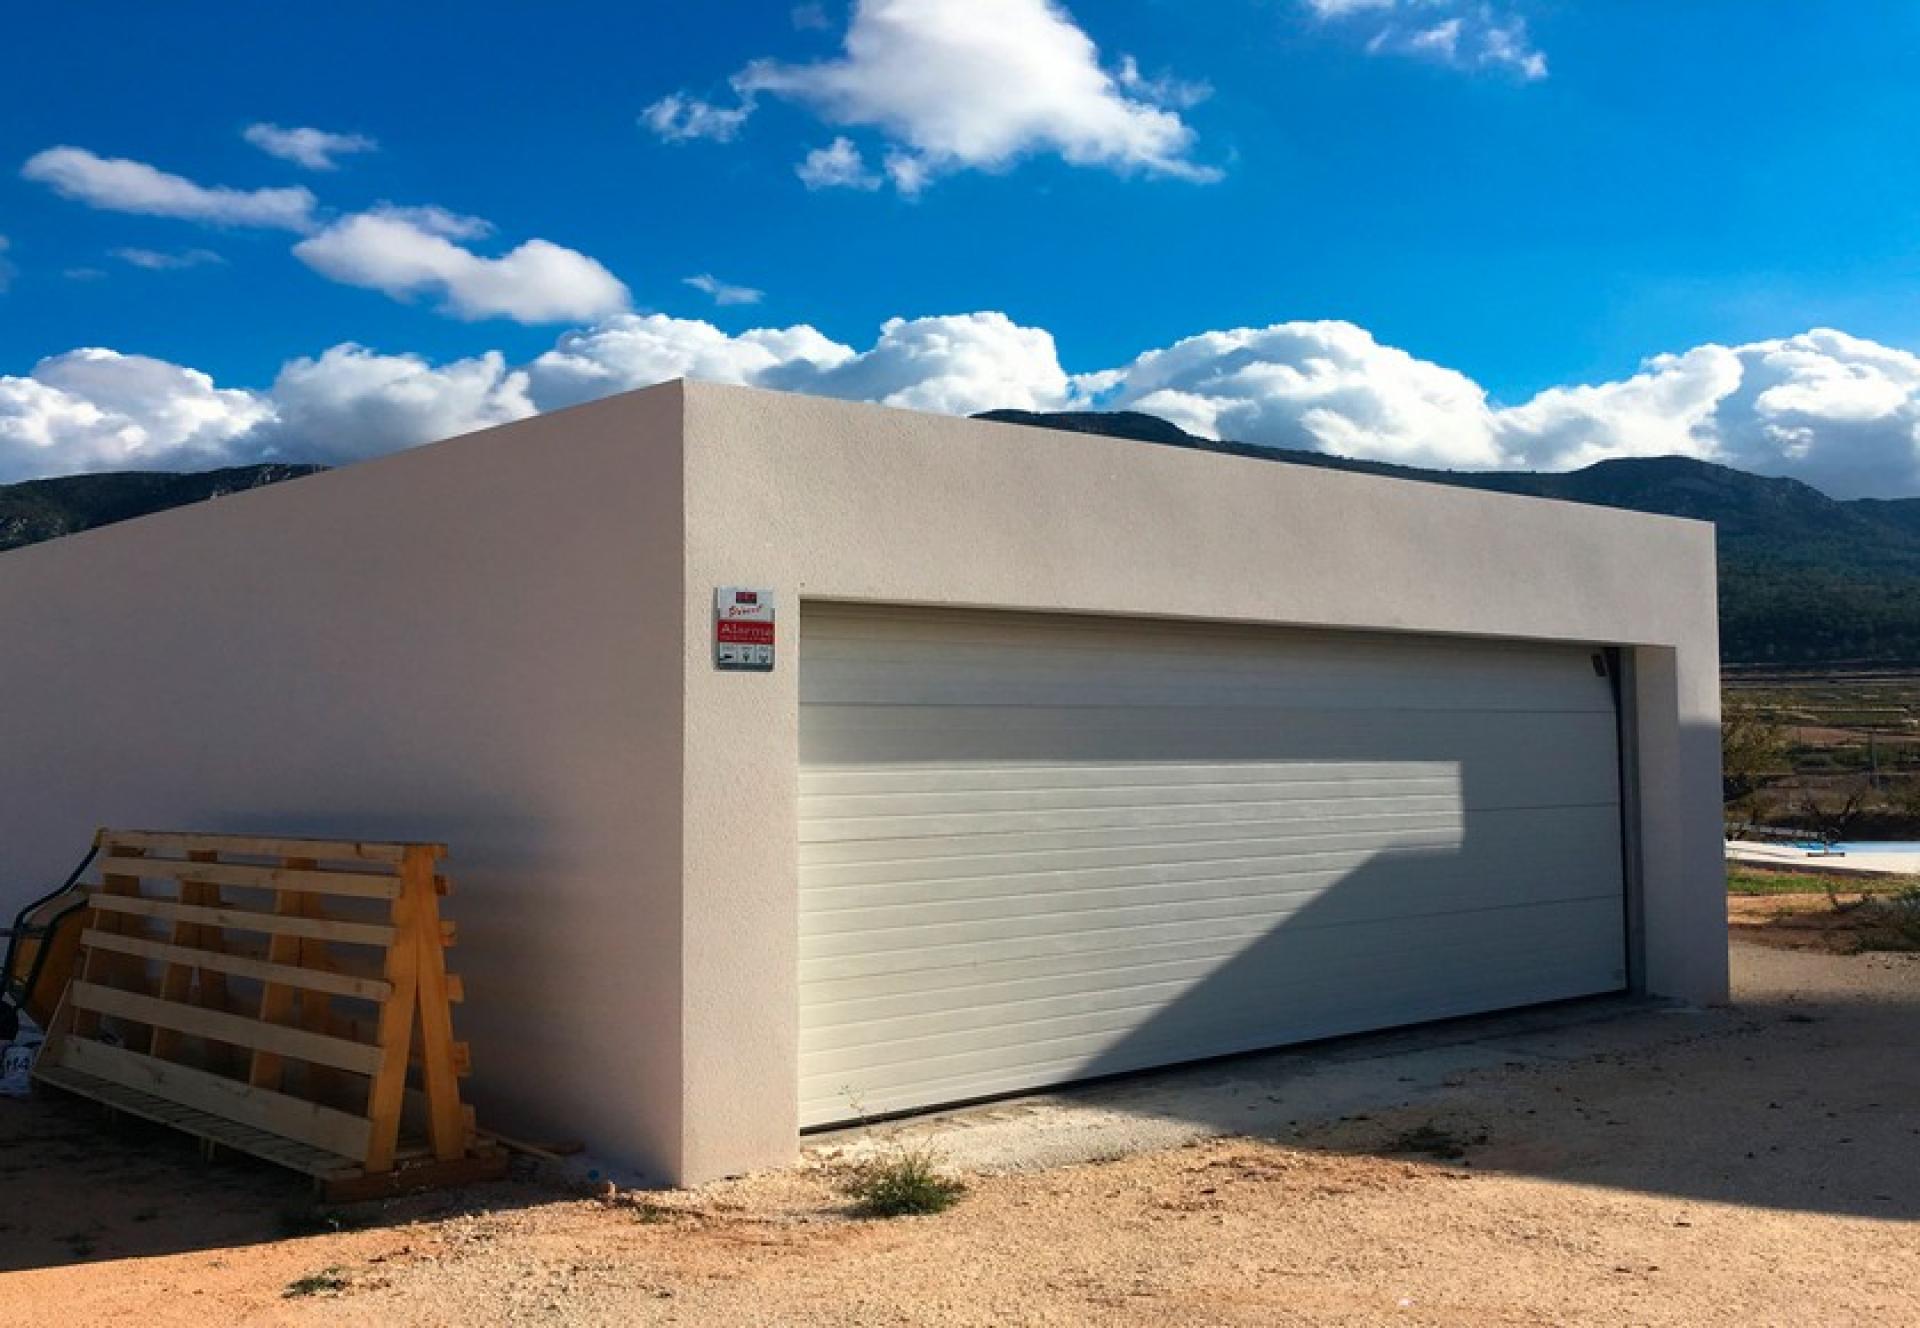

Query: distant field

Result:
[1722,664,1920,836]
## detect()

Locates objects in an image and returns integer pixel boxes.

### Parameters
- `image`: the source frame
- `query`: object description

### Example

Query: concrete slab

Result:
[804,991,1718,1175]
[1727,840,1920,876]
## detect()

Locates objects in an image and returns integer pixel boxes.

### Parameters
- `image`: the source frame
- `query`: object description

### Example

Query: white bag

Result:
[0,1012,44,1098]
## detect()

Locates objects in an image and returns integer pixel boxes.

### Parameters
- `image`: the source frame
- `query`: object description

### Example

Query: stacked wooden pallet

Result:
[33,829,504,1198]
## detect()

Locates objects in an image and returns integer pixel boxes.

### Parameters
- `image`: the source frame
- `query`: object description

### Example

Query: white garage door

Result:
[798,605,1627,1128]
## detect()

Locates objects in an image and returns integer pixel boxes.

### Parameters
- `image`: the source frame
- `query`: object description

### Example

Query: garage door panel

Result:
[800,865,1621,988]
[800,803,1620,892]
[801,793,1479,846]
[801,815,1468,875]
[798,605,1627,1129]
[800,831,1624,944]
[801,758,1465,797]
[803,615,1614,715]
[800,901,1624,1121]
[801,711,1624,807]
[799,772,1467,819]
[801,891,1624,1043]
[801,909,1623,1080]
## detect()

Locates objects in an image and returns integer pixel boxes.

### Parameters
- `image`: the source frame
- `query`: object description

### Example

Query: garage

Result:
[799,604,1628,1126]
[1,379,1723,1183]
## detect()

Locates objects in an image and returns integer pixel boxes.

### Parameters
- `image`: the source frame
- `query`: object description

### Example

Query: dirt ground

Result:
[0,935,1914,1328]
[1730,888,1920,955]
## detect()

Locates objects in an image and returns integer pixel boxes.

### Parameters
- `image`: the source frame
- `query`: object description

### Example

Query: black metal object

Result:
[1,842,99,1042]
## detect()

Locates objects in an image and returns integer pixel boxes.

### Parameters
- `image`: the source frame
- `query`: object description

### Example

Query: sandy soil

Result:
[0,937,1914,1328]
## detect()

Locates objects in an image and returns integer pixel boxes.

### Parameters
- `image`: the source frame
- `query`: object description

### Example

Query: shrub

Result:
[283,1267,350,1298]
[842,1145,966,1217]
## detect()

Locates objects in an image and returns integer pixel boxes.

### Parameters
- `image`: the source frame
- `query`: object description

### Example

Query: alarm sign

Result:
[714,587,775,671]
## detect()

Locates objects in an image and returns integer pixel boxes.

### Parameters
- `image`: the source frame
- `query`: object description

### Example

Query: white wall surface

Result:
[0,383,689,1178]
[679,380,1723,1184]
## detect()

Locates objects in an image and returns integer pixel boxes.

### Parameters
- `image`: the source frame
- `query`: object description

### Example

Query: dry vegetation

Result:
[1723,665,1920,838]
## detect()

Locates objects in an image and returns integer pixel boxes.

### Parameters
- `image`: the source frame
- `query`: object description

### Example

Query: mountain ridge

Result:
[980,409,1920,664]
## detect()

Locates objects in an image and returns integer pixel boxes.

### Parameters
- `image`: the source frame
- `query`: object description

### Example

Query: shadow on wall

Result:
[807,666,1629,1119]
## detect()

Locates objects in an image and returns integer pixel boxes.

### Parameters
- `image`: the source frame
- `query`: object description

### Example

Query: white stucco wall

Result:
[1,378,1723,1187]
[0,383,689,1177]
[677,380,1724,1184]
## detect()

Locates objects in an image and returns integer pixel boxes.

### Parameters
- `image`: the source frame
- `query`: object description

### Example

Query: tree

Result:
[1722,702,1789,836]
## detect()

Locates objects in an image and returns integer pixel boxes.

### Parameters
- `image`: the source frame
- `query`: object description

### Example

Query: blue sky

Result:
[6,1,1920,496]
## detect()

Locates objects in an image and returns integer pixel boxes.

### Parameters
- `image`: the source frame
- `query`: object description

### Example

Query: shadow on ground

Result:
[835,941,1920,1224]
[0,1097,567,1275]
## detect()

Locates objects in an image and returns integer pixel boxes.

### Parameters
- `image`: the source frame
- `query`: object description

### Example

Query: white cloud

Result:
[1308,1,1547,81]
[0,348,271,481]
[640,93,754,144]
[792,2,832,29]
[292,206,630,324]
[113,246,225,270]
[683,273,766,306]
[1083,320,1506,468]
[531,310,1068,415]
[1114,56,1212,110]
[1086,322,1920,498]
[11,319,1920,500]
[527,314,856,408]
[1496,330,1920,498]
[654,0,1217,192]
[783,311,1072,413]
[797,136,883,190]
[243,123,378,171]
[263,344,536,462]
[20,146,317,230]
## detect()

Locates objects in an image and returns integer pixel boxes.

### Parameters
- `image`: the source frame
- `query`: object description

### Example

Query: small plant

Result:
[283,1267,350,1298]
[842,1144,966,1217]
[1856,884,1920,952]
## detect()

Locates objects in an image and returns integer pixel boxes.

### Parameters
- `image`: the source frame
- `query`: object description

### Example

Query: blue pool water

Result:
[1825,841,1920,855]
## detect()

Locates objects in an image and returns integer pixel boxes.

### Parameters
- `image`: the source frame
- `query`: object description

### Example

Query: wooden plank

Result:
[85,892,396,947]
[294,879,343,1103]
[406,845,468,1160]
[76,846,144,1038]
[40,1040,374,1163]
[102,830,433,864]
[69,981,383,1074]
[321,1148,506,1203]
[151,847,218,1061]
[250,858,314,1092]
[362,854,424,1173]
[407,1038,471,1076]
[80,931,391,1001]
[94,855,402,900]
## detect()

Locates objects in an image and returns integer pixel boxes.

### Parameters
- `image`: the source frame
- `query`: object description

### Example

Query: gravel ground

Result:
[0,935,1913,1327]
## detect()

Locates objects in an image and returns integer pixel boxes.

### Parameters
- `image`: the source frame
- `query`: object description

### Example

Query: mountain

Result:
[3,414,1916,666]
[979,409,1920,666]
[0,464,324,552]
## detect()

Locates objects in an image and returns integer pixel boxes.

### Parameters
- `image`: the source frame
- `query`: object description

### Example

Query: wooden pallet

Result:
[34,829,503,1198]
